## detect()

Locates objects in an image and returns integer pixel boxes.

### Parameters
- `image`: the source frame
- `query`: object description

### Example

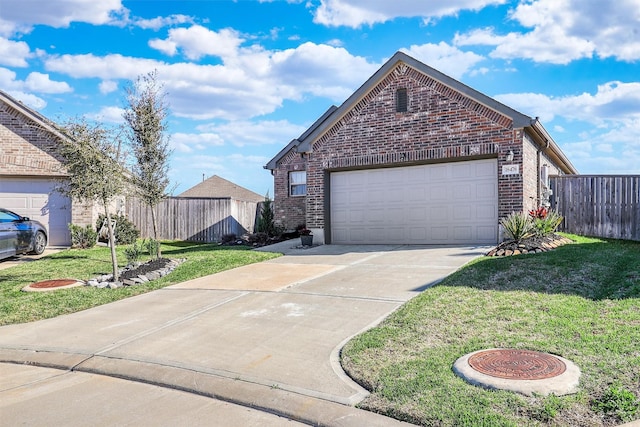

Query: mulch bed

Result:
[119,258,174,281]
[486,234,573,257]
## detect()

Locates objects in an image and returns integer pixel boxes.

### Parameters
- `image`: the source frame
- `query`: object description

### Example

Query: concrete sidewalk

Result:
[0,243,489,426]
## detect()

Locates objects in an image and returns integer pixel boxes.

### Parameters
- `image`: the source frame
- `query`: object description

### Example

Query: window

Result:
[396,88,408,112]
[289,171,307,196]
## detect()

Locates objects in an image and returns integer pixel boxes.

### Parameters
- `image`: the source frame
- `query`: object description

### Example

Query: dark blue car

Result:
[0,208,48,261]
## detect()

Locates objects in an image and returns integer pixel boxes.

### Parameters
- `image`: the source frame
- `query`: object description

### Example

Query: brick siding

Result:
[273,62,567,236]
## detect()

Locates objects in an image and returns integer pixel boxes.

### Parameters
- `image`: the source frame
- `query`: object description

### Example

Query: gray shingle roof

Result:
[178,175,264,202]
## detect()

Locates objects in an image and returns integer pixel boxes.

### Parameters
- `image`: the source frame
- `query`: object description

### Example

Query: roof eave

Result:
[526,119,578,175]
[0,90,70,143]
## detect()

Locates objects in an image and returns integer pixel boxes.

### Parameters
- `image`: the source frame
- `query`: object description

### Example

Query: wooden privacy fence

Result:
[126,197,261,243]
[550,175,640,241]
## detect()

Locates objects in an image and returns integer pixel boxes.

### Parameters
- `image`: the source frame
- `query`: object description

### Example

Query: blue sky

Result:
[1,0,639,196]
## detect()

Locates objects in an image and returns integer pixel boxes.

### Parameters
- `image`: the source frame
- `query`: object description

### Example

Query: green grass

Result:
[341,235,640,427]
[0,241,280,325]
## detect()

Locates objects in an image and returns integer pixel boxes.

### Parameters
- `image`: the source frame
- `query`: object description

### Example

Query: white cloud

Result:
[401,42,484,79]
[312,0,506,28]
[86,106,125,123]
[171,132,225,153]
[135,14,195,30]
[0,67,70,100]
[454,0,640,63]
[25,72,72,93]
[99,80,118,94]
[148,38,177,56]
[4,90,47,109]
[0,0,126,36]
[43,43,379,120]
[495,81,640,124]
[149,25,244,60]
[496,82,640,174]
[0,37,30,67]
[195,120,308,147]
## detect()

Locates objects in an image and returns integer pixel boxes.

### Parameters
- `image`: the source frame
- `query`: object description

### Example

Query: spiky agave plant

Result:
[500,211,536,242]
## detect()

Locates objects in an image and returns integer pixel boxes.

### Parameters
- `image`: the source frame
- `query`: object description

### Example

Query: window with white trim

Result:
[289,171,307,196]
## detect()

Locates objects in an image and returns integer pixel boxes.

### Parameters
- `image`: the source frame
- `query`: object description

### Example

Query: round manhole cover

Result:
[22,279,84,292]
[30,279,79,289]
[467,349,566,380]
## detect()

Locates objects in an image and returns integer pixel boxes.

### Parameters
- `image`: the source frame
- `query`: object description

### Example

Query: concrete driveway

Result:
[0,243,489,426]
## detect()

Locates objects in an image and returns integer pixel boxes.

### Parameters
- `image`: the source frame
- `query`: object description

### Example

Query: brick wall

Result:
[273,148,307,229]
[0,101,67,177]
[302,64,521,228]
[272,63,568,235]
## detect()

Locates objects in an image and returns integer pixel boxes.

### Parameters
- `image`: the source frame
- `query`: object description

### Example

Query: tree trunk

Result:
[105,209,119,282]
[150,205,161,259]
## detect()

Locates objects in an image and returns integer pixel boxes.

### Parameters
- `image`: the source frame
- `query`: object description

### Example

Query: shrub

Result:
[124,241,142,265]
[500,211,536,242]
[256,194,282,237]
[144,238,160,257]
[247,232,270,246]
[593,384,639,422]
[68,224,97,249]
[533,209,563,236]
[96,214,140,245]
[220,233,237,245]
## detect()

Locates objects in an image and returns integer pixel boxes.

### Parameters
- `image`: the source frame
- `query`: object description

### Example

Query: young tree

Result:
[123,70,171,259]
[57,118,126,281]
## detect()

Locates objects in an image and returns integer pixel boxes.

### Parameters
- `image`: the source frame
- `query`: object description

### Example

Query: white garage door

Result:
[0,178,72,246]
[330,159,498,245]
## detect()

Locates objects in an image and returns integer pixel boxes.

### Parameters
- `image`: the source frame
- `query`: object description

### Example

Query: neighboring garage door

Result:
[330,159,498,245]
[0,178,72,246]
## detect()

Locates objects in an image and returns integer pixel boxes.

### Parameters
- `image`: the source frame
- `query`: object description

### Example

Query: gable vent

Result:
[396,88,408,112]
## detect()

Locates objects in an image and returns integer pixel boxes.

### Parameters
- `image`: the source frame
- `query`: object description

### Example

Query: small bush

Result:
[220,233,238,244]
[593,384,639,422]
[144,238,160,257]
[68,224,97,249]
[247,232,270,246]
[533,209,563,237]
[96,214,140,245]
[501,211,535,242]
[124,241,142,265]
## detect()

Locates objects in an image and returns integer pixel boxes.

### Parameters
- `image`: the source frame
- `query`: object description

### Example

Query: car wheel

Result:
[31,231,47,255]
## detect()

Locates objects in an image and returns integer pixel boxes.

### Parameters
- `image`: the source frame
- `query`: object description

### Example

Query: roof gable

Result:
[296,51,533,155]
[265,51,576,174]
[0,90,69,142]
[178,175,264,202]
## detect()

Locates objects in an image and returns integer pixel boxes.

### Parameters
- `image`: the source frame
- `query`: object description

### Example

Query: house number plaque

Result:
[502,164,520,175]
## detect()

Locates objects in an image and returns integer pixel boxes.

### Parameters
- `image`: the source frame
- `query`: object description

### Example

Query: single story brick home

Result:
[265,51,577,245]
[0,90,103,246]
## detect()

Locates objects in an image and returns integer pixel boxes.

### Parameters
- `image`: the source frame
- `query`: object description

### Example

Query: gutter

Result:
[527,118,578,175]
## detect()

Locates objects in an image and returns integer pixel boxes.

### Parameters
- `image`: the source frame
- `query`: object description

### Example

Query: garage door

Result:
[330,159,498,245]
[0,178,72,246]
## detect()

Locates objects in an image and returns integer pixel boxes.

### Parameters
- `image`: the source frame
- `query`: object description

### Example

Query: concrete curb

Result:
[0,348,414,427]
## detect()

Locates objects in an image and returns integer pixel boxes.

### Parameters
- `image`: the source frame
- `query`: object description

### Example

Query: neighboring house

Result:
[178,175,265,202]
[265,51,577,245]
[0,90,101,247]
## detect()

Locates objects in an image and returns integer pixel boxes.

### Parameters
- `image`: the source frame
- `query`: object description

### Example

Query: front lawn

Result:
[0,241,280,326]
[342,235,640,426]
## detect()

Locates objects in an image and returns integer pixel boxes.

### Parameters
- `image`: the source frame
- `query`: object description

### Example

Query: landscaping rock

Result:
[486,234,572,257]
[86,258,186,289]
